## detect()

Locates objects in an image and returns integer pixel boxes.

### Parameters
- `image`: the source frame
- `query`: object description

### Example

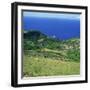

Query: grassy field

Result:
[23,55,80,77]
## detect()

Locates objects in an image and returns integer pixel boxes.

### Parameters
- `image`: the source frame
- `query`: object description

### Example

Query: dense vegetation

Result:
[23,30,80,77]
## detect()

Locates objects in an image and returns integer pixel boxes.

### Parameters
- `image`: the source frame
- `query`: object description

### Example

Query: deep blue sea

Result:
[23,17,80,40]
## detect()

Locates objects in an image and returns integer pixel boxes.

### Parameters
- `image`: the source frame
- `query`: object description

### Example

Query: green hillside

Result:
[23,30,80,77]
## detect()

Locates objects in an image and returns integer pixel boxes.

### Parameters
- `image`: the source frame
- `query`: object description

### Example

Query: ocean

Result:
[22,16,80,40]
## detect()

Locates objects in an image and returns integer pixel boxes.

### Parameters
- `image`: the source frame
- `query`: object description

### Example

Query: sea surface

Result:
[22,17,80,40]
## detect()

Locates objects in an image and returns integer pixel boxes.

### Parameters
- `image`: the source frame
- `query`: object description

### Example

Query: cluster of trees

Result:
[67,49,80,62]
[24,30,80,62]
